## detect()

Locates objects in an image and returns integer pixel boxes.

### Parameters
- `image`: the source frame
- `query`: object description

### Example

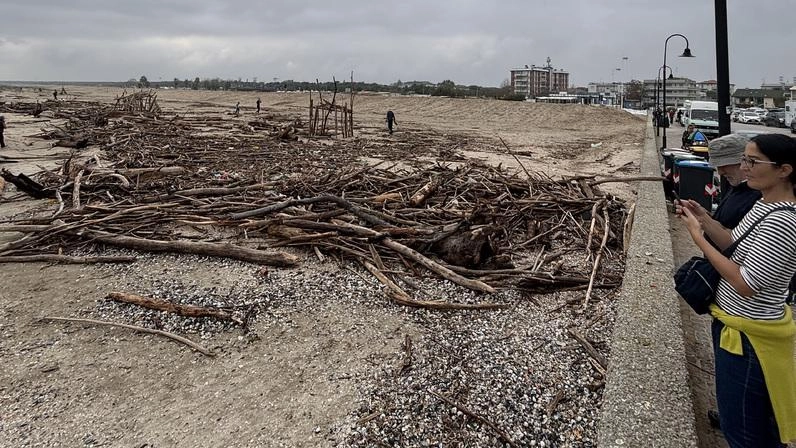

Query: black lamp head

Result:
[680,47,694,58]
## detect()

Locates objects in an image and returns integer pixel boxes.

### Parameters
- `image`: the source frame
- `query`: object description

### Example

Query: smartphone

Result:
[672,190,682,212]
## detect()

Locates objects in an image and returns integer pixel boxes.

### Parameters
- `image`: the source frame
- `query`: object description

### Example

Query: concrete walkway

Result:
[597,121,699,447]
[598,121,796,447]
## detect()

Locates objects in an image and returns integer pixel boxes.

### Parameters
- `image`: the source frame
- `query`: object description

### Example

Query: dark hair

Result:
[751,134,796,185]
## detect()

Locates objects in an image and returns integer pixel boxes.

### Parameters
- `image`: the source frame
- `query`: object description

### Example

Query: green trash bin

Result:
[675,160,717,210]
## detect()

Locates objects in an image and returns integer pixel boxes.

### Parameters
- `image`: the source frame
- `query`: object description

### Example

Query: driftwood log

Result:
[0,169,54,199]
[361,260,505,310]
[106,292,242,323]
[77,230,298,266]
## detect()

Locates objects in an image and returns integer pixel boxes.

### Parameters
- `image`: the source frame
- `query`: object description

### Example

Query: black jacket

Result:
[706,181,761,249]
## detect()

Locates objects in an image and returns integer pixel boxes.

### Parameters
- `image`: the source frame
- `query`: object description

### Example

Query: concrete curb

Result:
[596,121,699,447]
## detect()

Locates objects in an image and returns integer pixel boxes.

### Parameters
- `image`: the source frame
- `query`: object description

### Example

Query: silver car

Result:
[738,111,762,124]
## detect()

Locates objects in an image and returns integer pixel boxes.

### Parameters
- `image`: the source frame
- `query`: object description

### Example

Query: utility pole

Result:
[715,0,731,136]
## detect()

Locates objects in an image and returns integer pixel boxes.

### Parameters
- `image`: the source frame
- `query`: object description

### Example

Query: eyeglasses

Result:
[740,155,778,168]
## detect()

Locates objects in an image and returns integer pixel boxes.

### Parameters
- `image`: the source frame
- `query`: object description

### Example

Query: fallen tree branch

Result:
[361,259,505,310]
[499,136,532,181]
[229,196,327,220]
[584,204,610,306]
[72,169,84,209]
[76,229,298,266]
[106,291,242,324]
[53,190,64,217]
[336,220,494,294]
[173,183,273,198]
[40,316,214,356]
[0,224,53,232]
[567,327,608,370]
[587,175,664,186]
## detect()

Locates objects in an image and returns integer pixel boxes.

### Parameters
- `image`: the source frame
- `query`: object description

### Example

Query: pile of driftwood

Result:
[308,76,355,138]
[114,90,161,115]
[0,99,633,310]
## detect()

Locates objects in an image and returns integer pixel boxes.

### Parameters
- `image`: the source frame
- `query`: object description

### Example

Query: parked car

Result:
[738,111,762,124]
[763,111,786,127]
[731,109,742,122]
[734,129,771,139]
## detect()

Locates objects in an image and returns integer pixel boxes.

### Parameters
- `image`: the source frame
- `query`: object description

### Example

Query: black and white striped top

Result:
[715,200,796,320]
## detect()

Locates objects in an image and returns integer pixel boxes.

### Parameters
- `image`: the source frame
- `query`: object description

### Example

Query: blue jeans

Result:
[712,319,785,447]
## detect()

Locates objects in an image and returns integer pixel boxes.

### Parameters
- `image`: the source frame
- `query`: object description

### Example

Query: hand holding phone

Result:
[672,190,683,215]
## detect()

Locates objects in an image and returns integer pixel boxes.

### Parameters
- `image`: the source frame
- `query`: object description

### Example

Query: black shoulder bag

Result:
[674,206,795,314]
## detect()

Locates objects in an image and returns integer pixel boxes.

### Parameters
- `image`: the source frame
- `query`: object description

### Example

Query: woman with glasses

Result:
[679,134,796,447]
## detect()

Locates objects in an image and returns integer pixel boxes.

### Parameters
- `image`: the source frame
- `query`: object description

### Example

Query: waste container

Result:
[661,150,694,200]
[662,150,694,180]
[668,153,705,197]
[675,160,716,210]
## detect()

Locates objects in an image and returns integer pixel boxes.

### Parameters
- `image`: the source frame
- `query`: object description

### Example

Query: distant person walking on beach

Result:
[53,90,58,101]
[233,102,241,116]
[386,110,397,134]
[0,115,6,148]
[256,98,261,114]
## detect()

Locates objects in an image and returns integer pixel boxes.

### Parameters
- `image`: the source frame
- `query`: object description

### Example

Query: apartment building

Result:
[510,58,570,99]
[642,77,699,107]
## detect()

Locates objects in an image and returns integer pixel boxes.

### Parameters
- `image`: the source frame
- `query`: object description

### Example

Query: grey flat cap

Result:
[708,134,750,167]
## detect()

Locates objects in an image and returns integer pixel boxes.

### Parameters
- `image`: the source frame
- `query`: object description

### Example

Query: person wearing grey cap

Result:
[676,133,761,250]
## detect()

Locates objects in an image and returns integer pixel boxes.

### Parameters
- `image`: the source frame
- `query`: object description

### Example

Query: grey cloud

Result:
[0,0,791,87]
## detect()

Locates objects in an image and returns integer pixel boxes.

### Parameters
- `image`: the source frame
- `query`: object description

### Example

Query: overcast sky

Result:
[0,1,791,88]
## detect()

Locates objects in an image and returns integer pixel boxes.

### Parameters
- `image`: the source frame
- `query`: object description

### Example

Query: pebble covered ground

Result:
[79,247,616,448]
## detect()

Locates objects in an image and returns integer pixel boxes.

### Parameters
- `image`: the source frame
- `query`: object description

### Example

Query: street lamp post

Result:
[655,76,661,135]
[655,65,672,136]
[662,34,694,149]
[715,0,731,136]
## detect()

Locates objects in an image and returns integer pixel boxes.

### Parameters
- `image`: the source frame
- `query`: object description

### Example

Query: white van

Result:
[682,100,720,138]
[785,100,796,127]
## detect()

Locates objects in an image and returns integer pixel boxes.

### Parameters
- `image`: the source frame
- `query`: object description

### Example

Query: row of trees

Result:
[112,75,654,103]
[126,75,525,101]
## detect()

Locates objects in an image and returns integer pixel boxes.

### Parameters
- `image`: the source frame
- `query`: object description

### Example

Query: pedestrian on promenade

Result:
[386,110,397,134]
[0,115,6,148]
[678,134,796,447]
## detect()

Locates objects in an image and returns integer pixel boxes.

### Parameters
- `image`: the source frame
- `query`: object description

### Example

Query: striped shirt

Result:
[715,200,796,320]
